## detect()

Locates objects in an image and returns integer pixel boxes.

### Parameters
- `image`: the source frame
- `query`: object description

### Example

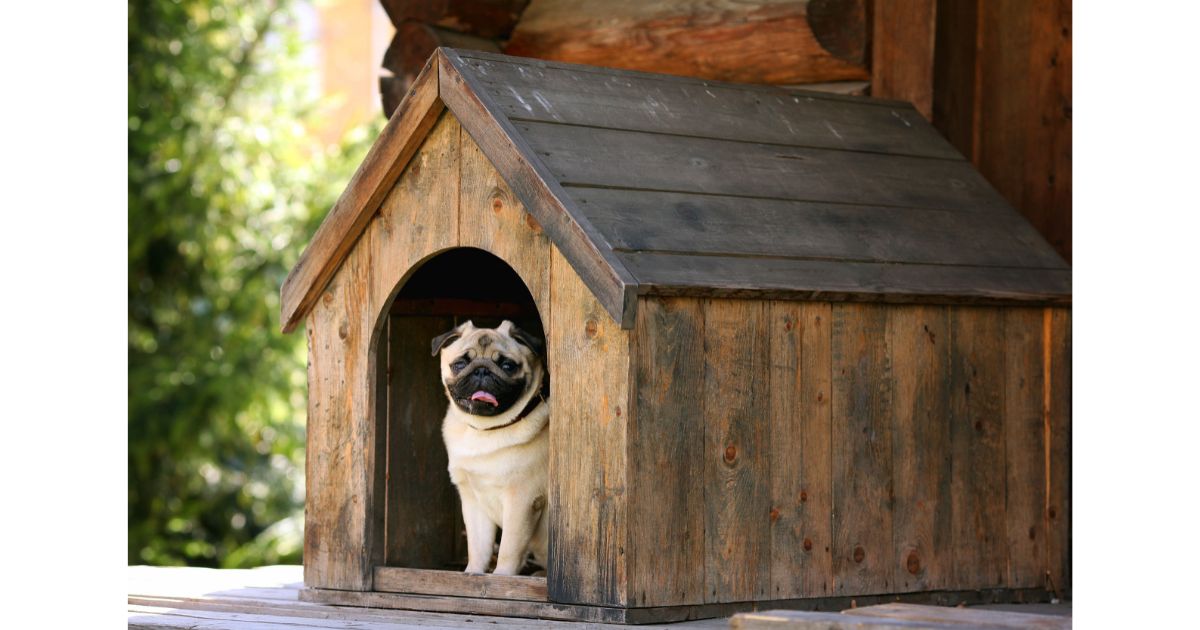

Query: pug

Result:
[432,320,549,575]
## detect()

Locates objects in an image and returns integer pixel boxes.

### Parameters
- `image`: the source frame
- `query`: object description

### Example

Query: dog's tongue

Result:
[470,391,499,407]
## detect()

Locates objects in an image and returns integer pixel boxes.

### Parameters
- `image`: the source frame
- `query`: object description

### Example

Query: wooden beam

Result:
[280,55,443,333]
[379,0,529,38]
[504,0,869,85]
[381,22,500,116]
[870,0,937,119]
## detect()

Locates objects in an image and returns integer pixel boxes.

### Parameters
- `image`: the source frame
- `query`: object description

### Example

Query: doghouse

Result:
[280,49,1070,624]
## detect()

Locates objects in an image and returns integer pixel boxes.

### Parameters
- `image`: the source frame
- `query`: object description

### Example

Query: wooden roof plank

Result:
[514,120,1011,213]
[571,188,1068,270]
[279,55,444,333]
[460,55,961,159]
[437,48,639,327]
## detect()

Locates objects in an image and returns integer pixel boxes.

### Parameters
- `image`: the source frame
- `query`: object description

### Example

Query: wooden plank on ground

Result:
[949,307,1008,589]
[503,0,868,85]
[888,306,952,592]
[619,252,1072,306]
[871,0,937,119]
[703,299,771,603]
[517,121,1009,214]
[830,304,893,595]
[1003,308,1047,587]
[845,603,1071,629]
[459,54,956,159]
[571,188,1066,270]
[546,248,631,606]
[1045,307,1071,597]
[627,297,706,607]
[373,567,547,601]
[768,301,833,598]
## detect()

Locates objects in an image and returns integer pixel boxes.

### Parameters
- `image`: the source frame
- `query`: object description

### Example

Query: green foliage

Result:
[128,0,377,567]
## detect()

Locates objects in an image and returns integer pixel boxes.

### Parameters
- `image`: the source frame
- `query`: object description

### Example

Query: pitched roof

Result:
[281,48,1069,333]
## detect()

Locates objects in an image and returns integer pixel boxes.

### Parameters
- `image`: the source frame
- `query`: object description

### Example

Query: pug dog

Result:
[432,320,549,575]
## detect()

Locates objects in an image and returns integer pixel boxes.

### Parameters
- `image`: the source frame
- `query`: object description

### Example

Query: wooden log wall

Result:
[623,298,1071,607]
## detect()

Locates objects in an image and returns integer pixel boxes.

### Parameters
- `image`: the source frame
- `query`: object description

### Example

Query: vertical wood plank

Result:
[458,124,553,321]
[871,0,937,119]
[304,224,375,591]
[547,248,630,606]
[949,306,1007,589]
[1003,308,1046,587]
[1045,307,1071,597]
[384,315,462,569]
[769,302,833,599]
[831,303,894,595]
[889,305,952,593]
[627,297,705,607]
[704,299,771,603]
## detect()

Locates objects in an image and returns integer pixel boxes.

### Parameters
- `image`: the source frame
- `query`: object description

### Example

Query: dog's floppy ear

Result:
[431,327,463,357]
[508,324,545,357]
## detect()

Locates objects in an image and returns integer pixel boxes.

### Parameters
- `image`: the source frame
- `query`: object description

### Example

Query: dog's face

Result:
[432,320,545,417]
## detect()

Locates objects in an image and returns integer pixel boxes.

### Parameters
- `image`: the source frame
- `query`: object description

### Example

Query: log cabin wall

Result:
[377,0,1072,261]
[624,297,1071,607]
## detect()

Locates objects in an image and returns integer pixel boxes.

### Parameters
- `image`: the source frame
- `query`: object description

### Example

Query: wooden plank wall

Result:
[626,299,1071,606]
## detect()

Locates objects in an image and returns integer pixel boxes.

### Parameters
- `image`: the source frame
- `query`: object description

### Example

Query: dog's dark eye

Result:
[499,359,518,373]
[451,358,469,372]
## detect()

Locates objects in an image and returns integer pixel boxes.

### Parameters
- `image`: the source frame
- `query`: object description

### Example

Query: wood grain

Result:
[871,0,937,119]
[888,306,952,592]
[768,301,833,598]
[844,602,1071,629]
[703,299,771,603]
[379,0,529,38]
[438,48,637,328]
[518,121,1010,213]
[1002,308,1046,588]
[282,55,442,333]
[627,297,706,607]
[948,307,1008,589]
[504,0,868,85]
[373,567,547,601]
[383,22,500,102]
[1045,307,1071,597]
[830,303,894,595]
[459,54,956,159]
[546,248,631,606]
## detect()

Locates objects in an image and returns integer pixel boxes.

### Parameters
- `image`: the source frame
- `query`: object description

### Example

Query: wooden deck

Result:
[128,566,1070,629]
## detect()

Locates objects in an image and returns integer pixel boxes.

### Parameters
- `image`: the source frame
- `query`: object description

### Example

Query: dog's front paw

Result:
[491,564,520,576]
[464,565,488,575]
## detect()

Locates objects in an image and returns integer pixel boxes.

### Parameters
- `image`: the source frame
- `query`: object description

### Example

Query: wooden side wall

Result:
[626,298,1071,606]
[304,110,634,605]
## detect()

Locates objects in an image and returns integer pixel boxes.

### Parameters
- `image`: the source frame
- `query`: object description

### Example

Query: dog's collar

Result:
[469,376,549,432]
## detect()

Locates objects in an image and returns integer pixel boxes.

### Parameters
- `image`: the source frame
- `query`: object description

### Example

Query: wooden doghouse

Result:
[280,49,1071,624]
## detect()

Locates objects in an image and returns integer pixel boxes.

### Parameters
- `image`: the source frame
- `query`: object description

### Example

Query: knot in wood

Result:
[491,197,504,213]
[584,318,599,339]
[799,490,808,503]
[769,507,780,523]
[723,444,737,464]
[803,538,813,552]
[853,546,865,563]
[906,551,921,575]
[338,319,349,340]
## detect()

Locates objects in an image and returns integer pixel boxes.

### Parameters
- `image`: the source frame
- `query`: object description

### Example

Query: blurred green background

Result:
[128,0,381,567]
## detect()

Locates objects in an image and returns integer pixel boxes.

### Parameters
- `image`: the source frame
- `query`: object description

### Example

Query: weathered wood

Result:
[303,587,626,623]
[383,22,500,97]
[281,56,443,333]
[732,609,964,629]
[373,567,547,601]
[871,0,937,120]
[888,306,952,593]
[948,307,1008,589]
[768,302,833,599]
[572,188,1066,270]
[457,119,552,319]
[438,48,638,328]
[546,248,630,606]
[932,0,1072,261]
[520,122,1009,213]
[830,304,894,595]
[379,0,529,38]
[1045,308,1071,597]
[844,602,1071,629]
[627,297,706,607]
[384,315,461,569]
[458,54,957,159]
[304,225,377,591]
[1002,308,1046,588]
[703,299,771,603]
[504,0,868,85]
[619,253,1071,306]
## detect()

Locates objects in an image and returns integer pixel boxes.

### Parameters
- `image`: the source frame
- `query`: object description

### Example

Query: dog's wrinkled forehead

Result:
[435,320,540,364]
